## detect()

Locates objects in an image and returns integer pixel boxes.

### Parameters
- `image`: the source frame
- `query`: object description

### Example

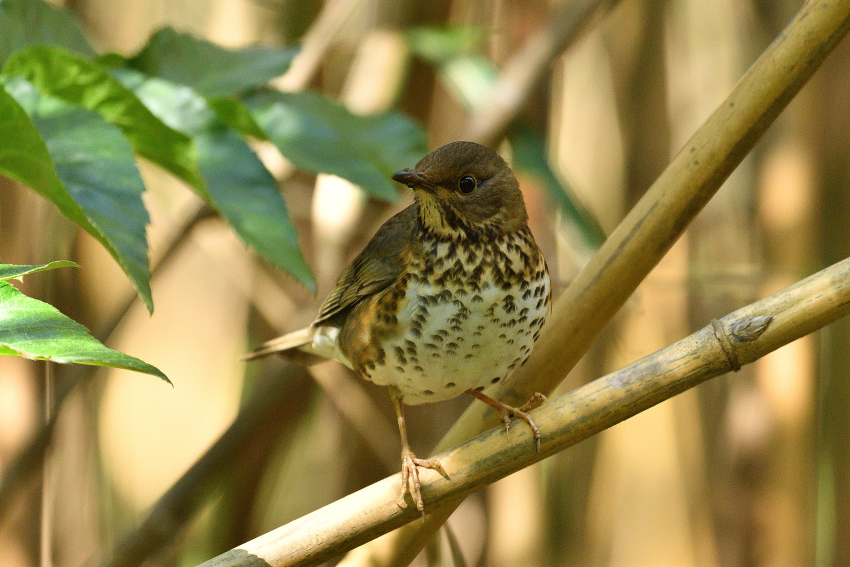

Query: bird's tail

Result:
[240,325,351,368]
[241,327,314,361]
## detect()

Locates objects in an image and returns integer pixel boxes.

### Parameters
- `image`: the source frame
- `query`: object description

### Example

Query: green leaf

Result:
[508,126,605,249]
[244,89,428,202]
[406,25,484,64]
[0,0,97,65]
[0,79,85,231]
[207,96,267,140]
[128,26,299,97]
[0,80,142,301]
[0,281,168,381]
[97,48,266,140]
[407,27,496,112]
[3,45,208,199]
[3,76,155,311]
[35,103,154,309]
[197,127,315,290]
[114,70,315,291]
[0,261,79,281]
[94,52,128,69]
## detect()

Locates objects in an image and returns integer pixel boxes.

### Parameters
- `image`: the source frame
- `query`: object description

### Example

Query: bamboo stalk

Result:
[334,0,850,563]
[196,255,850,567]
[481,0,850,423]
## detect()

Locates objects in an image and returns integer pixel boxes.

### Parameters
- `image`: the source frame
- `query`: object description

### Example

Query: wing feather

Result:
[314,205,415,324]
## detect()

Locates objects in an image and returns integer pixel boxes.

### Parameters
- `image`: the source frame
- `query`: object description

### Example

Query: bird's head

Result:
[392,141,528,239]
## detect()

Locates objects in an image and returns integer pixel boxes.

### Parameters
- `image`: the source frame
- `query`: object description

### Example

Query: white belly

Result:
[366,277,549,405]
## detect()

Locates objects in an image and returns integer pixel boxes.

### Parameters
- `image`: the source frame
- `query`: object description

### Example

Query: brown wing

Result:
[314,205,415,324]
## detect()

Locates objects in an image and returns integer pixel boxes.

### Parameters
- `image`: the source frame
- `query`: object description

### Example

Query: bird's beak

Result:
[392,168,428,189]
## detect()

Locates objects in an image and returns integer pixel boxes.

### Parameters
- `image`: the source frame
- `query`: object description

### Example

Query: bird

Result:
[243,141,551,513]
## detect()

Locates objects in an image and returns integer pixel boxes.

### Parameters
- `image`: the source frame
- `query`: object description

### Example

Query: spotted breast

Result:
[340,224,550,404]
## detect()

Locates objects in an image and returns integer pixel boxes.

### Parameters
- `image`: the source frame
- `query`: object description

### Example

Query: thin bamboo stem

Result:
[195,255,850,567]
[94,365,313,567]
[274,0,364,92]
[466,0,612,148]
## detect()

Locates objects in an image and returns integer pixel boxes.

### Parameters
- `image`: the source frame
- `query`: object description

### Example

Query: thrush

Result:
[244,141,551,513]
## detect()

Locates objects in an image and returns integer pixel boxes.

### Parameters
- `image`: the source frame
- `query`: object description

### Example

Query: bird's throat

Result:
[415,192,460,238]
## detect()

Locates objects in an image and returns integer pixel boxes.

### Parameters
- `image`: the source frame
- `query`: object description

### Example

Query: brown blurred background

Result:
[1,0,850,565]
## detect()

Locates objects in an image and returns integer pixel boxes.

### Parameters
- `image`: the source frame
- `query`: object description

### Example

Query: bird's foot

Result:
[398,448,443,517]
[467,390,547,452]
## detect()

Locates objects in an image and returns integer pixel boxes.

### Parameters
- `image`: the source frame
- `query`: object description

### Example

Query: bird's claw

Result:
[398,449,443,517]
[497,393,547,453]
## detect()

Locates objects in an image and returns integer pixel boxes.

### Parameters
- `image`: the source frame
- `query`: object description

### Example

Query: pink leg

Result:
[391,392,443,515]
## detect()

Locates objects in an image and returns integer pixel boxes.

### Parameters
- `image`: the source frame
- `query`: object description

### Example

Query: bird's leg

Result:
[466,389,547,452]
[390,391,442,515]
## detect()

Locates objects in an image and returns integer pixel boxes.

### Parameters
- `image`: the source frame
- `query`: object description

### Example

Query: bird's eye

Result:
[458,175,477,194]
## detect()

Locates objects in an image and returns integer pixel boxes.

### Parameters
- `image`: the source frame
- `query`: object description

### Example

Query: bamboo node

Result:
[711,318,741,371]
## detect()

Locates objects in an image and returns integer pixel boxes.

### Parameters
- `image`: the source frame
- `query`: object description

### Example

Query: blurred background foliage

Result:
[0,0,849,566]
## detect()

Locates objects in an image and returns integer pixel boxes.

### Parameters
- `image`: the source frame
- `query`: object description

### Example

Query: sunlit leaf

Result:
[127,26,299,97]
[0,260,79,281]
[245,89,428,202]
[0,80,154,310]
[207,96,267,140]
[34,102,154,310]
[0,80,86,232]
[0,0,96,65]
[3,76,155,311]
[114,70,315,291]
[3,45,208,198]
[0,281,168,381]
